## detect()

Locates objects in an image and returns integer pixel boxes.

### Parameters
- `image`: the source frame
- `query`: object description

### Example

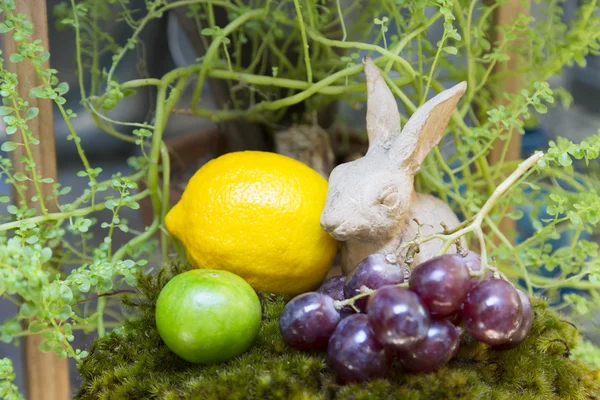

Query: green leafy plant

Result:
[0,358,21,400]
[573,339,600,373]
[0,0,600,395]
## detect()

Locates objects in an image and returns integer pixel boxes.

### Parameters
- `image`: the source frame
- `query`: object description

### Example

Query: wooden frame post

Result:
[487,0,530,239]
[3,0,70,399]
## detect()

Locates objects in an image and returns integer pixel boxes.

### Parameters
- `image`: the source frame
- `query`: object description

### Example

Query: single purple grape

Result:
[398,319,460,373]
[318,276,346,300]
[317,276,354,318]
[463,279,523,346]
[494,289,533,349]
[409,255,472,317]
[327,314,392,383]
[279,292,340,351]
[367,286,430,351]
[344,254,404,312]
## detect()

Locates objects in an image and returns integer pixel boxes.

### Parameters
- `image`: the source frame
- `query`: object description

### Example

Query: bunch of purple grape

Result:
[278,252,533,384]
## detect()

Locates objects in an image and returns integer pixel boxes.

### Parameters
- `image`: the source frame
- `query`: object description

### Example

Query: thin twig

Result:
[73,290,137,306]
[293,0,312,83]
[334,282,409,309]
[549,339,571,357]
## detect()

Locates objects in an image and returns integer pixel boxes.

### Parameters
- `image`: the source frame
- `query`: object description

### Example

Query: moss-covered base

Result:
[76,265,600,400]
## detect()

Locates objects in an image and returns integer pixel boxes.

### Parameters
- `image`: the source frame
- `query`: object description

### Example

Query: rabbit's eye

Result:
[380,191,398,207]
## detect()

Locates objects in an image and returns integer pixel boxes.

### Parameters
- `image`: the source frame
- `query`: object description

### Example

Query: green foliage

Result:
[572,340,600,372]
[0,358,23,400]
[0,0,155,362]
[0,0,598,372]
[75,265,600,400]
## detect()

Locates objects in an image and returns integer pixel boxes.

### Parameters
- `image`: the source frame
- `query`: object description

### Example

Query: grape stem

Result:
[334,282,409,309]
[395,151,544,279]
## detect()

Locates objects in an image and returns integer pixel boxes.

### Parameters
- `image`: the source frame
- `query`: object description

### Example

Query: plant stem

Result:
[73,290,136,306]
[10,97,48,215]
[384,12,442,74]
[335,0,347,41]
[453,0,477,116]
[89,111,138,144]
[106,1,160,83]
[335,282,409,309]
[0,190,149,232]
[87,101,155,130]
[0,162,25,203]
[222,42,233,73]
[452,137,498,174]
[306,28,416,80]
[420,31,446,104]
[186,62,371,121]
[44,4,98,202]
[206,1,215,27]
[434,147,469,217]
[106,0,239,83]
[89,1,100,97]
[112,218,160,262]
[293,0,313,83]
[208,67,412,94]
[121,78,163,88]
[57,103,97,188]
[97,296,106,337]
[476,157,496,196]
[70,0,86,101]
[105,200,123,256]
[484,215,533,296]
[191,9,267,111]
[146,84,167,242]
[160,143,171,258]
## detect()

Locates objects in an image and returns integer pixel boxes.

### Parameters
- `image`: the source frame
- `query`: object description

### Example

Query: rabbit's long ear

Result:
[392,82,466,174]
[364,57,401,151]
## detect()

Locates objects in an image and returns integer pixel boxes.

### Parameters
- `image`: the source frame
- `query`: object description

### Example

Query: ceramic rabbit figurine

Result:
[320,57,467,275]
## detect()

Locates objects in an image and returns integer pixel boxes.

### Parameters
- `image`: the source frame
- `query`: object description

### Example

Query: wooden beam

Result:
[3,0,70,399]
[487,0,530,239]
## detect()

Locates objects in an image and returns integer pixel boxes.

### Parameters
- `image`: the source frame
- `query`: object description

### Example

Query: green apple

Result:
[155,269,262,364]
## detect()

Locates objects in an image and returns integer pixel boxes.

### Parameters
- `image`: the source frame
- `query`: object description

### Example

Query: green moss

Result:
[76,265,600,400]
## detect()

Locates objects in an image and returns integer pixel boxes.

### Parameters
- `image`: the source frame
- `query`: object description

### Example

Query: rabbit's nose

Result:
[321,219,352,241]
[320,213,339,232]
[331,226,350,241]
[331,222,350,241]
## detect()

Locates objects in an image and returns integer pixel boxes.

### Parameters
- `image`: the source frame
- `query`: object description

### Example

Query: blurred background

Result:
[0,0,599,394]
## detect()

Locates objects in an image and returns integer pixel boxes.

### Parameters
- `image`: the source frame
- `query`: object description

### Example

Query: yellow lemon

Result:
[165,151,338,295]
